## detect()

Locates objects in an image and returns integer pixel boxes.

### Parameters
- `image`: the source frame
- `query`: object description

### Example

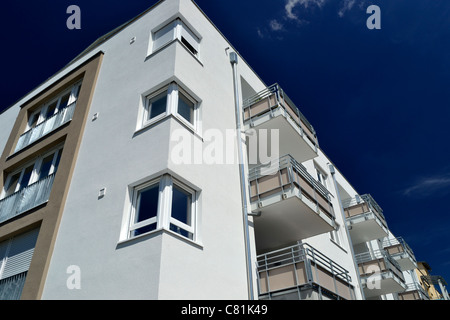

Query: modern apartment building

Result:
[0,0,443,300]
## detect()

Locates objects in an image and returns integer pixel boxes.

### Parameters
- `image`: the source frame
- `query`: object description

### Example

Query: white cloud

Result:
[285,0,327,20]
[338,0,356,17]
[269,19,283,31]
[257,28,264,38]
[402,175,450,197]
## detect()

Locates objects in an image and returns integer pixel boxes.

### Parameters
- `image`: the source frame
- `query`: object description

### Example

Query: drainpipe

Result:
[230,51,254,300]
[329,164,366,300]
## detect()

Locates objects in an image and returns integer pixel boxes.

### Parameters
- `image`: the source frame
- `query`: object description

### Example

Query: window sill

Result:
[145,39,204,67]
[117,227,203,250]
[134,113,203,141]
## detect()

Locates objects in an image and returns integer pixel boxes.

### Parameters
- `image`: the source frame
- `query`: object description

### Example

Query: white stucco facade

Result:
[41,0,268,299]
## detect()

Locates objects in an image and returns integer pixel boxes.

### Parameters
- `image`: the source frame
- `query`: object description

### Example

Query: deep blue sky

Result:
[1,1,449,292]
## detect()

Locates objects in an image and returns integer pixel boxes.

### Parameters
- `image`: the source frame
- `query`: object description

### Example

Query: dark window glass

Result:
[177,93,194,124]
[149,93,167,120]
[4,173,21,197]
[18,166,33,190]
[133,223,157,237]
[28,113,40,129]
[136,184,159,223]
[58,93,71,110]
[53,150,62,173]
[181,36,197,55]
[171,185,191,226]
[45,102,57,119]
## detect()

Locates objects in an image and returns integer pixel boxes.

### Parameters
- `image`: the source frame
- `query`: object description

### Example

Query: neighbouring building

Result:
[0,0,444,300]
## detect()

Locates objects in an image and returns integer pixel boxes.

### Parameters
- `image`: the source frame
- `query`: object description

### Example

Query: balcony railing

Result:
[382,237,417,271]
[0,272,28,300]
[398,282,429,300]
[355,249,407,297]
[242,84,318,163]
[257,242,355,300]
[249,154,334,219]
[341,194,389,243]
[14,102,76,153]
[342,194,387,225]
[249,155,335,250]
[0,173,55,224]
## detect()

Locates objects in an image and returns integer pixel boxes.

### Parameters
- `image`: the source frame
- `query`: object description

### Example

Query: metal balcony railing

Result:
[382,237,416,263]
[401,282,430,300]
[355,249,405,284]
[14,102,76,153]
[342,194,388,229]
[242,83,318,148]
[249,154,334,220]
[257,242,354,300]
[0,272,28,300]
[0,173,56,224]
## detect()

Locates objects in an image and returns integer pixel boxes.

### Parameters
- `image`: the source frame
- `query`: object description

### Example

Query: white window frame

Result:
[316,166,328,189]
[142,87,169,127]
[151,18,201,58]
[128,178,161,237]
[168,180,196,240]
[26,82,82,132]
[126,174,198,242]
[330,222,342,247]
[1,145,63,199]
[141,82,199,132]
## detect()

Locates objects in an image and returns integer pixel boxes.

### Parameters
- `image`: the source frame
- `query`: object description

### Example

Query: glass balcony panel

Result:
[14,102,75,153]
[0,173,56,224]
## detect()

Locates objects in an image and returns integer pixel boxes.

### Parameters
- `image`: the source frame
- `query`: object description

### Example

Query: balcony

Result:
[342,194,389,244]
[383,237,417,271]
[249,155,335,251]
[398,282,429,300]
[14,102,76,153]
[257,243,355,300]
[0,173,55,224]
[355,249,407,298]
[242,84,318,165]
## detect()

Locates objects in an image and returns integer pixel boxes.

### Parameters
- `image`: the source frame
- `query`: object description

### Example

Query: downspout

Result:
[230,51,254,300]
[329,164,366,300]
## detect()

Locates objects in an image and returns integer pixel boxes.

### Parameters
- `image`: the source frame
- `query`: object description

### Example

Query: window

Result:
[170,184,194,239]
[0,147,63,223]
[0,228,39,300]
[177,91,195,125]
[1,146,63,199]
[130,182,160,237]
[15,81,82,153]
[142,83,199,130]
[127,175,197,241]
[152,19,200,57]
[26,82,81,132]
[316,167,328,189]
[330,222,342,247]
[146,91,168,121]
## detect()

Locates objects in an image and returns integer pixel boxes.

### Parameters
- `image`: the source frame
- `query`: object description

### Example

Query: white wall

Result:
[42,0,267,299]
[0,106,20,155]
